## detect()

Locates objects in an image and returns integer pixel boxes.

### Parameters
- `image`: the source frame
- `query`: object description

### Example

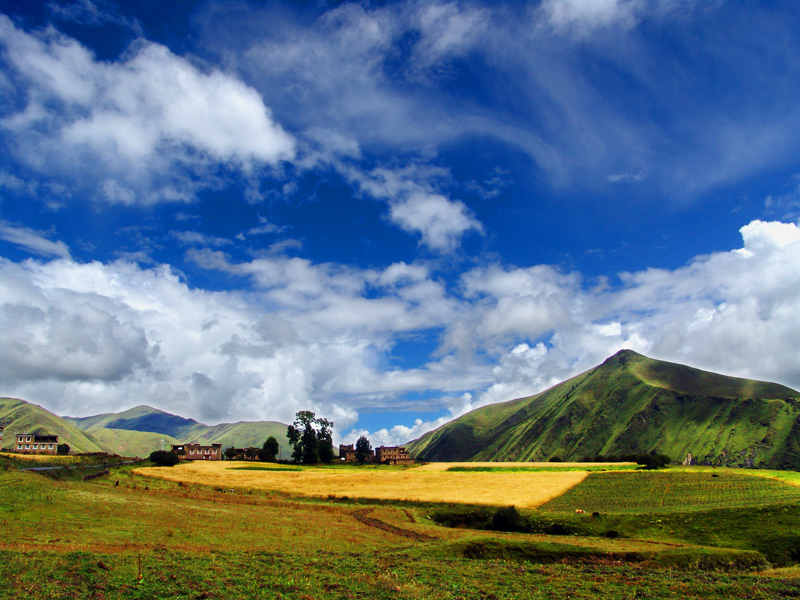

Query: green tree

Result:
[224,446,238,460]
[286,411,334,465]
[260,436,280,462]
[355,436,372,465]
[149,450,179,467]
[57,443,70,456]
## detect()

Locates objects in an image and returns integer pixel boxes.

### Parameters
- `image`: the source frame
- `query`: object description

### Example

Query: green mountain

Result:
[66,404,290,458]
[0,397,106,454]
[408,350,800,468]
[65,405,203,440]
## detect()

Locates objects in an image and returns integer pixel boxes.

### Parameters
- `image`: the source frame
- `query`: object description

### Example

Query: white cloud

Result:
[367,218,800,443]
[215,0,800,205]
[0,222,71,258]
[171,230,233,248]
[389,192,482,252]
[0,16,295,204]
[333,162,483,252]
[538,0,642,36]
[1,219,799,443]
[0,251,468,426]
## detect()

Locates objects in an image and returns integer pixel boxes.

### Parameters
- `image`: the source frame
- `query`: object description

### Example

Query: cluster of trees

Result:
[223,436,280,462]
[287,411,334,464]
[575,451,672,470]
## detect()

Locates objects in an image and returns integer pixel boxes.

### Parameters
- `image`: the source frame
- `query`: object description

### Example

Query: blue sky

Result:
[1,0,800,445]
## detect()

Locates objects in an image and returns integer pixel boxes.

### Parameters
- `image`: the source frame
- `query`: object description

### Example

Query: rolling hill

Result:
[0,397,106,454]
[2,398,290,458]
[408,350,800,468]
[65,404,291,458]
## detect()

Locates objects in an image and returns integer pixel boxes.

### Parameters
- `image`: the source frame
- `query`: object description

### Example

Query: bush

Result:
[492,506,526,532]
[149,450,179,467]
[637,453,671,470]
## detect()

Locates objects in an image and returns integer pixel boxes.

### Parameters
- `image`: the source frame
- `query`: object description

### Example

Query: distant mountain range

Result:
[0,398,289,458]
[408,350,800,469]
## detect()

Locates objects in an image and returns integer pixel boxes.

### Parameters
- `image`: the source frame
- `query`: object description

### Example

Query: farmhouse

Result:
[15,432,59,455]
[227,447,262,461]
[374,446,414,465]
[338,444,376,462]
[172,443,222,461]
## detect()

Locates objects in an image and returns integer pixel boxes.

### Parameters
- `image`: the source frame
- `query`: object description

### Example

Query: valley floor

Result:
[2,457,800,599]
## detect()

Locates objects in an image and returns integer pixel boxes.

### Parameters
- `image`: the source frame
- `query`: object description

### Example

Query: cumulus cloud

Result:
[0,219,798,443]
[389,192,482,252]
[351,219,800,443]
[0,16,295,204]
[0,252,469,428]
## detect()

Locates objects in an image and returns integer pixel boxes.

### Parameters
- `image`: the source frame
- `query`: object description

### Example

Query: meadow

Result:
[3,454,800,599]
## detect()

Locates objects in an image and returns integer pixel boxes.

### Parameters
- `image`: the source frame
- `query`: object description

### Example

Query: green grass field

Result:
[4,458,800,599]
[446,464,636,473]
[540,469,800,513]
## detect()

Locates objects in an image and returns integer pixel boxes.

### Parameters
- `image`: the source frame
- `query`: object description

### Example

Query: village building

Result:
[15,432,59,455]
[227,447,262,461]
[171,442,222,461]
[338,444,375,462]
[374,446,414,465]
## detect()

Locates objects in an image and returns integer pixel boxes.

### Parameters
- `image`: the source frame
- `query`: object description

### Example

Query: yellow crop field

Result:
[0,451,68,463]
[134,461,588,508]
[414,461,625,471]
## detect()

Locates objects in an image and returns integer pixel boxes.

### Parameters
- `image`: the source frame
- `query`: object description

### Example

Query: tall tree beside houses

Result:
[260,436,280,462]
[355,436,372,465]
[286,411,334,464]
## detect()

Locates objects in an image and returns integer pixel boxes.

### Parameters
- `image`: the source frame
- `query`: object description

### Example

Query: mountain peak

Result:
[601,348,643,367]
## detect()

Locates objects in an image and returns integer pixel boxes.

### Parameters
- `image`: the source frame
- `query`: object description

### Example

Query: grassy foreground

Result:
[3,457,800,599]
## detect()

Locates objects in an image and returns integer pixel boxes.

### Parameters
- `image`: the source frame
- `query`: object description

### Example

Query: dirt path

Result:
[350,508,437,542]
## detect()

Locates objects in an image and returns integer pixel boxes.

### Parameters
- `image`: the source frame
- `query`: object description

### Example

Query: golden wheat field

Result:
[413,461,624,471]
[0,451,70,462]
[133,461,588,507]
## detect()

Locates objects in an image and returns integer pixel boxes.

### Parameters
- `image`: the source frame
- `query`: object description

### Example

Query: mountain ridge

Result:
[408,350,800,468]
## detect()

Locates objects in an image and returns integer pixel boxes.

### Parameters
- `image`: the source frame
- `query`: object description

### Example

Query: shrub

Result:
[149,450,179,467]
[637,453,671,470]
[492,506,526,532]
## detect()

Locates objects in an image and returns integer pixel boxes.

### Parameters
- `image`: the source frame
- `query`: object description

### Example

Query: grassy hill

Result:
[408,350,800,468]
[0,397,106,454]
[64,404,202,440]
[87,428,179,458]
[66,404,290,458]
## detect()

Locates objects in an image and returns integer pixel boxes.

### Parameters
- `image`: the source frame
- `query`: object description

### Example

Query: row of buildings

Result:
[171,443,222,461]
[338,444,414,465]
[2,428,414,465]
[168,442,415,464]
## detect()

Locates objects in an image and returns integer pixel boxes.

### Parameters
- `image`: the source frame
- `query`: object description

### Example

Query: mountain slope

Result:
[408,350,800,468]
[0,397,107,453]
[65,405,202,440]
[67,404,290,458]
